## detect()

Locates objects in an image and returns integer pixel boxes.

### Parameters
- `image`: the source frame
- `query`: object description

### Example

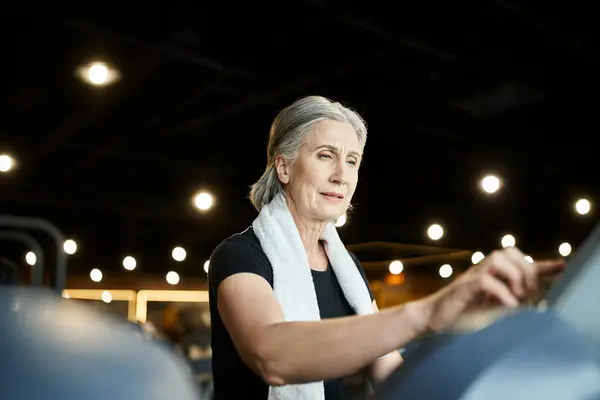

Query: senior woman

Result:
[208,95,564,400]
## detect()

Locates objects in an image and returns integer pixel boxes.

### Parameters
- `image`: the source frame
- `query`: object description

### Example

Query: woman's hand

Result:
[419,247,565,333]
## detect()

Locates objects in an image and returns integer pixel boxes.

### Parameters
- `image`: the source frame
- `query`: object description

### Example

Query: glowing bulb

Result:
[90,268,103,282]
[25,251,36,266]
[439,264,453,278]
[481,175,501,194]
[77,61,119,87]
[204,260,210,273]
[575,199,591,215]
[166,271,180,285]
[63,239,77,255]
[471,251,485,264]
[501,234,516,248]
[172,247,187,262]
[88,63,109,85]
[101,291,112,303]
[427,224,443,240]
[194,192,214,211]
[389,260,404,275]
[559,242,572,257]
[0,154,14,172]
[123,256,137,271]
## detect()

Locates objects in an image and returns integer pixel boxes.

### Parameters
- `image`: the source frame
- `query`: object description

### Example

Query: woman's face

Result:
[276,120,362,223]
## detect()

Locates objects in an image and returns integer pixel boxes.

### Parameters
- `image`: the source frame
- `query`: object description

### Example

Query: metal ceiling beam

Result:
[302,1,465,65]
[33,73,229,191]
[0,193,198,224]
[158,47,402,138]
[41,14,258,79]
[495,0,600,63]
[361,251,472,270]
[13,61,162,194]
[347,241,468,256]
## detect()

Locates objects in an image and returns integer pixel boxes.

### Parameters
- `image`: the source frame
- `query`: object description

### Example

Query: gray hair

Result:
[249,95,368,211]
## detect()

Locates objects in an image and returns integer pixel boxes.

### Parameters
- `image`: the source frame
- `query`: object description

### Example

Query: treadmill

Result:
[0,216,201,400]
[374,222,600,400]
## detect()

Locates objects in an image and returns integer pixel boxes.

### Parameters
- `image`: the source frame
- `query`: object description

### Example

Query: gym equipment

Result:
[375,310,600,399]
[0,257,20,284]
[546,220,600,344]
[0,287,201,400]
[375,222,600,400]
[0,229,44,285]
[0,216,201,400]
[0,215,66,292]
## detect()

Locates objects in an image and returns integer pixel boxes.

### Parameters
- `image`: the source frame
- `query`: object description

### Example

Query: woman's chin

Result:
[316,208,346,222]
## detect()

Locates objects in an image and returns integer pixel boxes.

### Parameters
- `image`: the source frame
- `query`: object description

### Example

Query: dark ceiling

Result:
[1,2,599,280]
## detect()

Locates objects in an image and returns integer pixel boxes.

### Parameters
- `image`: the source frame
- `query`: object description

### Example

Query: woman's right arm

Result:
[216,246,565,386]
[217,272,430,386]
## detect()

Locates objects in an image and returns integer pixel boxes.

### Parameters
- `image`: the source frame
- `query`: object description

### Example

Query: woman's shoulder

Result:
[213,226,265,257]
[209,227,273,287]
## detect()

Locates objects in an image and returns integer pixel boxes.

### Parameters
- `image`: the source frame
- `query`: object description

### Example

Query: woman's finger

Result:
[502,247,538,293]
[535,259,566,276]
[485,250,526,297]
[477,273,519,308]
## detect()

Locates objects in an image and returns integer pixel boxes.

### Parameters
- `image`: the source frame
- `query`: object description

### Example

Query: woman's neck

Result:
[286,195,328,260]
[295,217,327,257]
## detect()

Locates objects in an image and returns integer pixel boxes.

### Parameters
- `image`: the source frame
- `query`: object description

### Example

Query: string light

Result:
[37,188,594,285]
[427,224,444,240]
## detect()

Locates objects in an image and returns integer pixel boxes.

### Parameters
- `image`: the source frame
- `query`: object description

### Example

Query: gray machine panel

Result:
[546,221,600,343]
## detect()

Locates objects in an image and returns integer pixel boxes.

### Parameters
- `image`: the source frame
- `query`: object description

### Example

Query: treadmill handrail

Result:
[0,215,66,293]
[0,230,44,286]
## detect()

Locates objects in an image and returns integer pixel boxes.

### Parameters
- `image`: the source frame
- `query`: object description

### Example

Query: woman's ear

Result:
[274,155,290,184]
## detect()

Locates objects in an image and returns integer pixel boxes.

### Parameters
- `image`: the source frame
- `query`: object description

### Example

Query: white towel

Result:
[252,192,374,400]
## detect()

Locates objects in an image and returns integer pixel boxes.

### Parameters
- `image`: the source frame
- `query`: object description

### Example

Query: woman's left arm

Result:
[369,300,404,384]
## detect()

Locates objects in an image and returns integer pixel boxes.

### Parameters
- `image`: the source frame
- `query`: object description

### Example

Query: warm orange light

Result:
[384,273,405,286]
[62,289,137,321]
[61,289,210,323]
[136,290,209,322]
